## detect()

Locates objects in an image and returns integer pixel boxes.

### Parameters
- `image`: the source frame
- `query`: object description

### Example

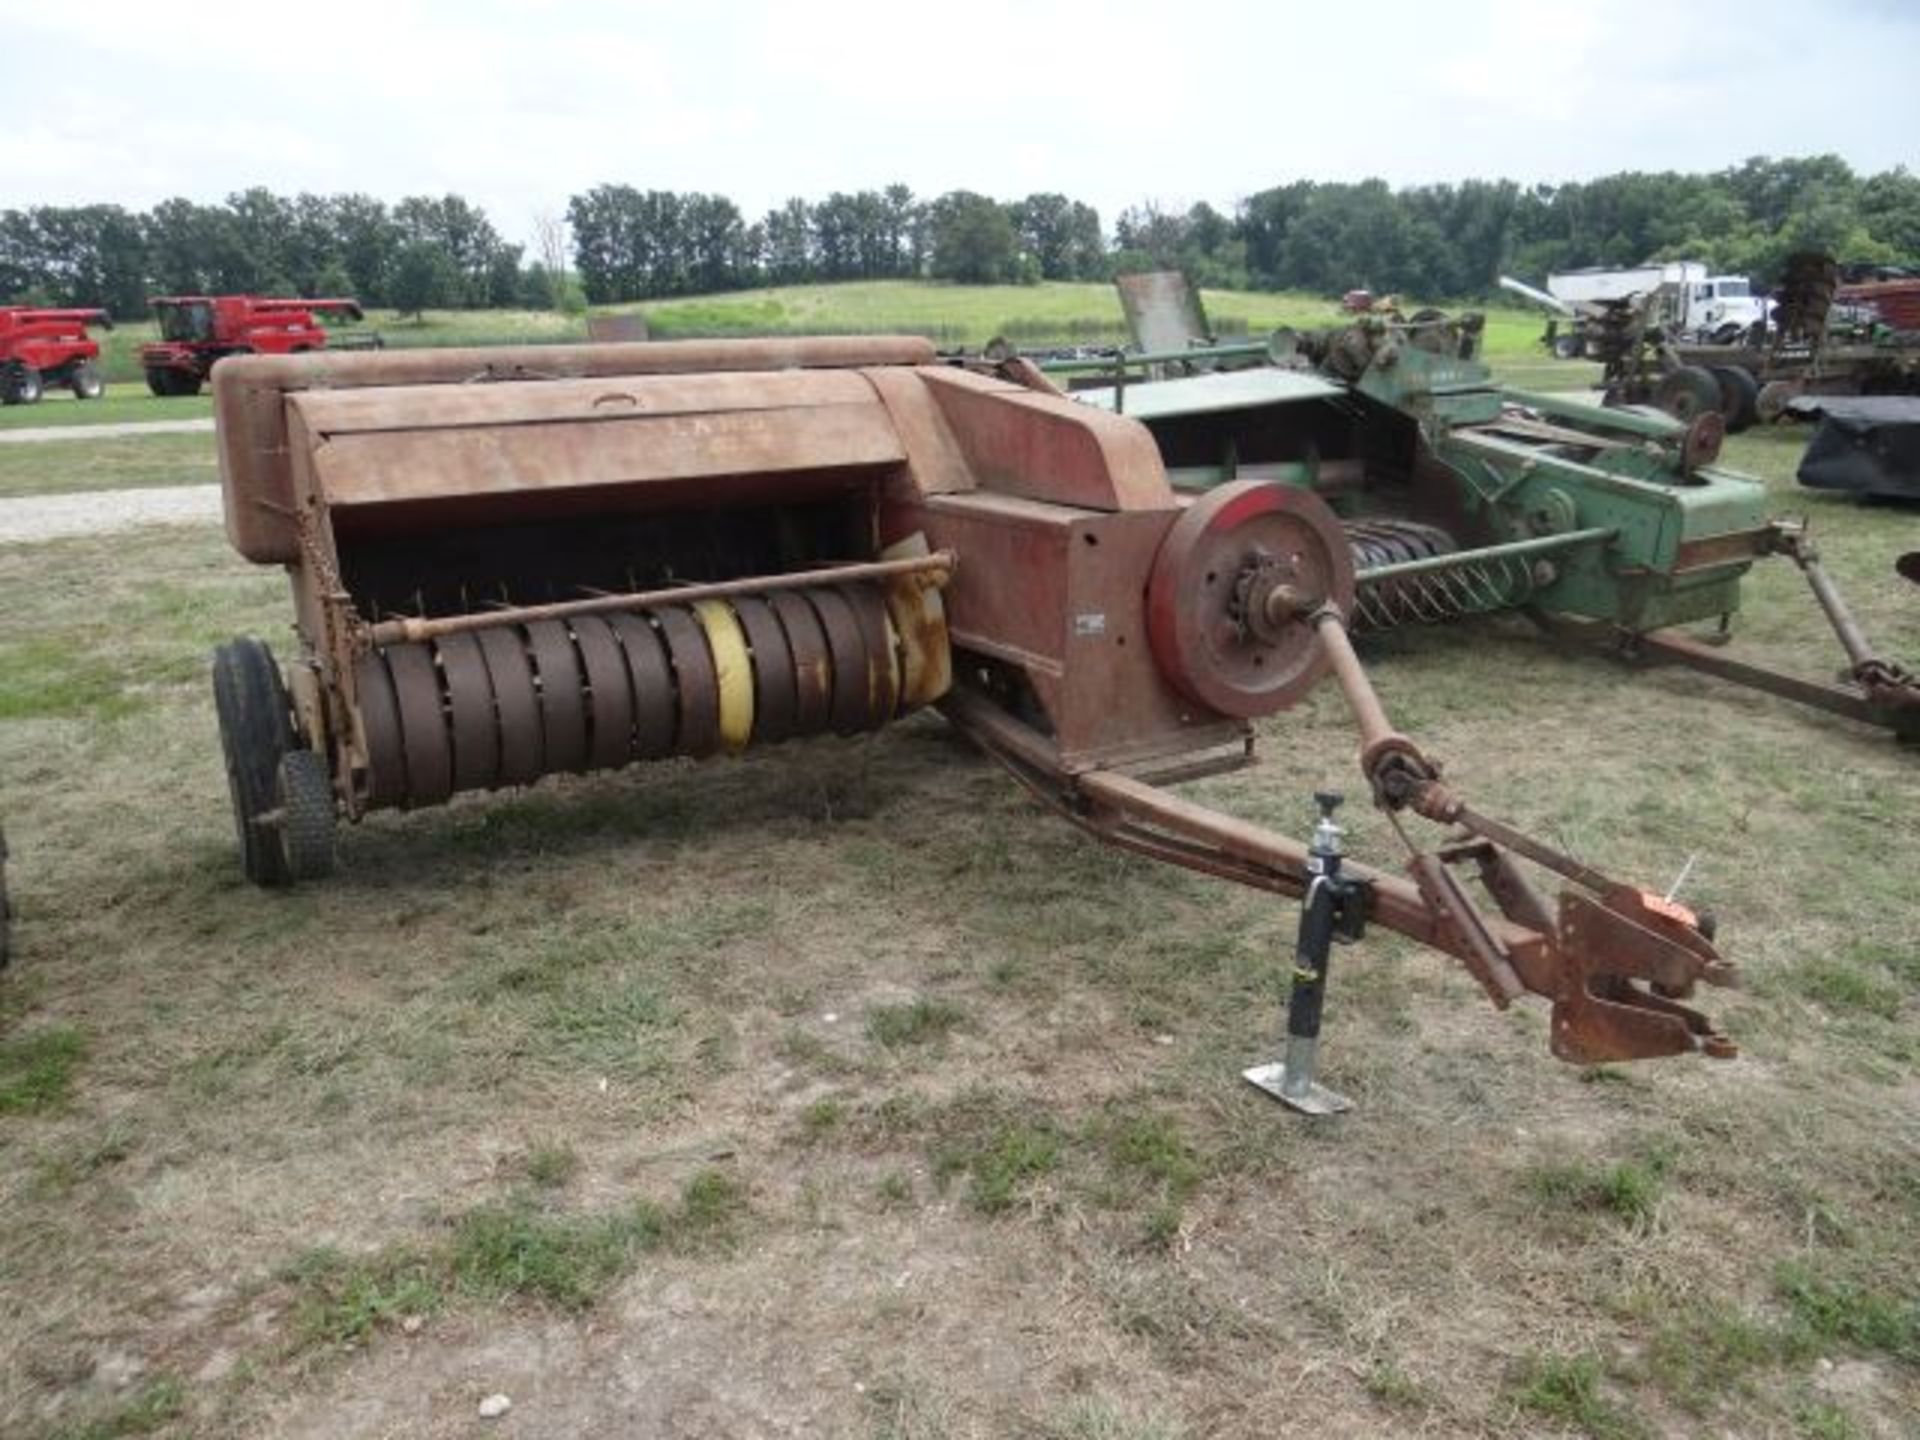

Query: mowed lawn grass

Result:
[0,432,215,498]
[0,391,214,432]
[0,431,1914,1435]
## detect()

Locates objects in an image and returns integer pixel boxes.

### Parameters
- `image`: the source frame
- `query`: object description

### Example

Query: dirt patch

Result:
[0,484,220,544]
[0,419,214,445]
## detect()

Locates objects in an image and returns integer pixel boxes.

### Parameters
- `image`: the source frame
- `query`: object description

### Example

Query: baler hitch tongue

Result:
[1549,886,1739,1064]
[1409,790,1741,1063]
[1305,601,1739,1064]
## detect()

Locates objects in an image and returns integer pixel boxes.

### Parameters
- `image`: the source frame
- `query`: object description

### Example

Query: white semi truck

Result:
[1502,261,1771,355]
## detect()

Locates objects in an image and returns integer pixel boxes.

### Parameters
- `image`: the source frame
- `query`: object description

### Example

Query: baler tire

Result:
[276,750,337,881]
[145,368,171,397]
[68,361,104,401]
[1553,334,1583,360]
[212,637,297,887]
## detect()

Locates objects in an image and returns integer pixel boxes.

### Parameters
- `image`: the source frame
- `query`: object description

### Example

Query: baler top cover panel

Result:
[214,337,944,564]
[1071,368,1346,419]
[287,370,907,514]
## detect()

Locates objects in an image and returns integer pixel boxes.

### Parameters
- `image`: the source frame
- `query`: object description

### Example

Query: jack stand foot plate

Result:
[1243,1061,1352,1115]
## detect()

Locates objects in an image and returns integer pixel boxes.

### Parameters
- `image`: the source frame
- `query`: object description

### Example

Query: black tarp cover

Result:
[1791,396,1920,500]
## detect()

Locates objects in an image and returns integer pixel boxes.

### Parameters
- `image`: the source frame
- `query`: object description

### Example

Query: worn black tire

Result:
[1711,365,1760,432]
[1653,365,1722,424]
[1553,333,1584,360]
[212,638,296,886]
[147,367,199,397]
[69,361,104,400]
[275,750,337,882]
[2,363,43,405]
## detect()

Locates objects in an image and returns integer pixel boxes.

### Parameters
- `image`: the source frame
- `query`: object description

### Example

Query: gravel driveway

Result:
[0,418,214,444]
[0,483,222,544]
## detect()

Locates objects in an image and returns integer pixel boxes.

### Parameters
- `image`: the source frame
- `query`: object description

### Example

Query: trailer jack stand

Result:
[1246,792,1368,1115]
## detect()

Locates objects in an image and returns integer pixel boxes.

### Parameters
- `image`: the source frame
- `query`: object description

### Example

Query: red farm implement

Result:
[139,295,376,396]
[0,306,111,405]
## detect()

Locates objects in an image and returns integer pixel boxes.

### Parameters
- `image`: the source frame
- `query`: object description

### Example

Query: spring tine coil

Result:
[1347,520,1538,633]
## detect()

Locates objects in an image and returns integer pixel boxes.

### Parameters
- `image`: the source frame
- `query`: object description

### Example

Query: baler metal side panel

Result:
[906,491,1243,769]
[921,367,1175,513]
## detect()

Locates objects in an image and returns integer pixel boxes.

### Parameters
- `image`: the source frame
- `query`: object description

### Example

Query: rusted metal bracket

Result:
[1520,522,1920,740]
[942,656,1739,1067]
[1553,891,1737,1062]
[1778,527,1920,727]
[1294,596,1735,1061]
[1407,852,1527,1006]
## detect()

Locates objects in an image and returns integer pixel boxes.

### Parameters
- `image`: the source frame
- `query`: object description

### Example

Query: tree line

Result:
[3,156,1915,320]
[0,189,537,320]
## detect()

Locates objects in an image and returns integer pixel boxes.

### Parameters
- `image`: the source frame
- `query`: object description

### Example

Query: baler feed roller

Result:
[208,335,1739,1073]
[353,579,939,809]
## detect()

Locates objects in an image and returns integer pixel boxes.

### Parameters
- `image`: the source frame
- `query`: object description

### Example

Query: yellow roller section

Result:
[694,600,755,752]
[879,600,902,711]
[885,582,950,708]
[881,533,952,708]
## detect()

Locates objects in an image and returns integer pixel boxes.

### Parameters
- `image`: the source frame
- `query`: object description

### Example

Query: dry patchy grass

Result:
[0,430,1915,1437]
[0,433,215,500]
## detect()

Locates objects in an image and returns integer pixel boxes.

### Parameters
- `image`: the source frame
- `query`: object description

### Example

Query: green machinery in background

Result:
[1034,280,1919,739]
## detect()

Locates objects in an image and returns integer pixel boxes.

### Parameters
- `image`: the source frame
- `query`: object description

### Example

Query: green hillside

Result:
[72,280,1547,385]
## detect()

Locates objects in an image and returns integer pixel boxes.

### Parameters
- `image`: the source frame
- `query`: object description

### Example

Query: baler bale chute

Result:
[210,336,1738,1071]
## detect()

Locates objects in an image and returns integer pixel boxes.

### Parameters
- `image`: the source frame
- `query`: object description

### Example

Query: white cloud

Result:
[1,0,1914,245]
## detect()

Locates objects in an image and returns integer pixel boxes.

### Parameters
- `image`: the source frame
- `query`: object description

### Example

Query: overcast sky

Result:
[4,0,1916,248]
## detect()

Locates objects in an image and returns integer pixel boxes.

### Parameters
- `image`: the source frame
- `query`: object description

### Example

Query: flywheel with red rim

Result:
[1145,481,1355,718]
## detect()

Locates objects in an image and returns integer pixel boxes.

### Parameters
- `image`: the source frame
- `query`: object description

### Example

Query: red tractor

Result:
[0,306,111,405]
[138,296,370,396]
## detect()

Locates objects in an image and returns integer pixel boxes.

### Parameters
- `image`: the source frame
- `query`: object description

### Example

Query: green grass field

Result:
[33,280,1553,398]
[0,432,214,498]
[619,279,1550,359]
[2,280,1561,435]
[1,329,1911,1439]
[0,391,213,431]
